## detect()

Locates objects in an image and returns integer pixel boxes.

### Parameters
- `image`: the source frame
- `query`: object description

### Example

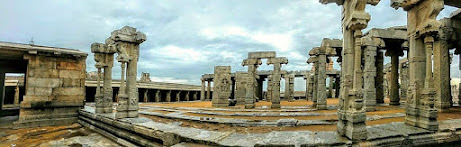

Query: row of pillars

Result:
[140,89,200,102]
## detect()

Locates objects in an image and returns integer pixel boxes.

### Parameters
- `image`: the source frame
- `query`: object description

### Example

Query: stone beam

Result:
[248,51,276,59]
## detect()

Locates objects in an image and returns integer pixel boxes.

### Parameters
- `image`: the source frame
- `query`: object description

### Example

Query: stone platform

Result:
[79,100,461,146]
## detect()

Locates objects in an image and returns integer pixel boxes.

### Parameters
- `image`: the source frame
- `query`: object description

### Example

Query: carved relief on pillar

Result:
[212,66,231,107]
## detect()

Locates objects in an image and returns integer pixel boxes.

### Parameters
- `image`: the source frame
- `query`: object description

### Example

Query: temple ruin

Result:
[3,1,461,146]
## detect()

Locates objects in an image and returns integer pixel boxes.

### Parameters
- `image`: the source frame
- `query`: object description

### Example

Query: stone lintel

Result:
[242,58,262,66]
[267,57,288,65]
[248,51,276,59]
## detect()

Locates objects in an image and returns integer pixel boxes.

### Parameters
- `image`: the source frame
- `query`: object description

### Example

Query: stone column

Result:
[201,79,206,101]
[206,80,211,101]
[185,91,190,101]
[231,78,235,101]
[304,75,309,100]
[376,49,384,104]
[335,76,340,98]
[329,76,334,98]
[387,50,401,106]
[267,57,288,108]
[0,72,4,110]
[434,37,451,112]
[176,91,181,102]
[289,74,295,101]
[399,59,409,101]
[284,74,289,101]
[321,0,379,140]
[166,90,171,102]
[317,52,327,110]
[113,26,146,118]
[257,78,264,100]
[267,75,272,102]
[313,62,318,107]
[91,42,115,113]
[212,66,231,107]
[14,85,19,105]
[363,39,378,111]
[193,91,198,100]
[235,72,248,105]
[155,90,160,102]
[242,59,261,109]
[142,89,147,102]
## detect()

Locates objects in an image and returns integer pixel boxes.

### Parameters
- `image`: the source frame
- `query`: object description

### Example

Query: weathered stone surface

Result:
[212,66,231,107]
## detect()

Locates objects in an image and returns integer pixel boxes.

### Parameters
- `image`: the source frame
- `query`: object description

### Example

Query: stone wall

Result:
[14,53,87,128]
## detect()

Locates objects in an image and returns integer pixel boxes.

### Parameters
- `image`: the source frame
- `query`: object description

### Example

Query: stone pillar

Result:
[267,57,288,108]
[312,62,318,107]
[267,75,272,102]
[242,59,261,109]
[317,52,327,110]
[14,85,19,105]
[91,42,115,113]
[392,0,441,131]
[231,78,235,100]
[166,90,171,102]
[0,72,4,110]
[201,79,206,101]
[321,0,379,140]
[399,59,409,101]
[235,72,248,105]
[193,91,198,101]
[143,89,148,102]
[289,74,294,100]
[212,66,231,107]
[329,76,334,98]
[206,80,211,101]
[176,91,181,101]
[304,75,309,100]
[387,50,401,106]
[185,91,190,101]
[434,37,451,112]
[284,74,290,101]
[155,90,160,102]
[258,78,264,100]
[113,26,146,118]
[363,39,378,111]
[335,76,340,98]
[376,49,384,104]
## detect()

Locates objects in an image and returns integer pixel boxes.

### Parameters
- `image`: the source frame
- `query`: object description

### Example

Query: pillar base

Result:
[245,104,255,109]
[435,102,451,112]
[271,103,280,109]
[389,101,400,106]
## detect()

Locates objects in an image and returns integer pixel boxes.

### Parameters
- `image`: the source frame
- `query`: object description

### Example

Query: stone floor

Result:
[0,122,119,147]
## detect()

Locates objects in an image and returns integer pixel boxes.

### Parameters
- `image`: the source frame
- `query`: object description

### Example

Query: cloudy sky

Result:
[0,0,458,90]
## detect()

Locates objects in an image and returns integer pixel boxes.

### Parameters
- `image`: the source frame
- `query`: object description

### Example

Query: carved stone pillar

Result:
[386,49,402,106]
[206,80,211,101]
[242,59,261,109]
[362,39,378,111]
[166,90,171,102]
[212,66,231,107]
[376,49,385,104]
[91,42,116,113]
[267,57,288,108]
[317,53,327,110]
[113,26,146,118]
[320,0,379,140]
[267,75,272,102]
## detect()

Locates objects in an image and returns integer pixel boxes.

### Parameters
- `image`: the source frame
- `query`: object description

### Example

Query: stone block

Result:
[59,69,86,79]
[28,69,59,78]
[57,61,83,70]
[52,87,85,96]
[61,78,84,87]
[33,87,53,96]
[27,77,60,88]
